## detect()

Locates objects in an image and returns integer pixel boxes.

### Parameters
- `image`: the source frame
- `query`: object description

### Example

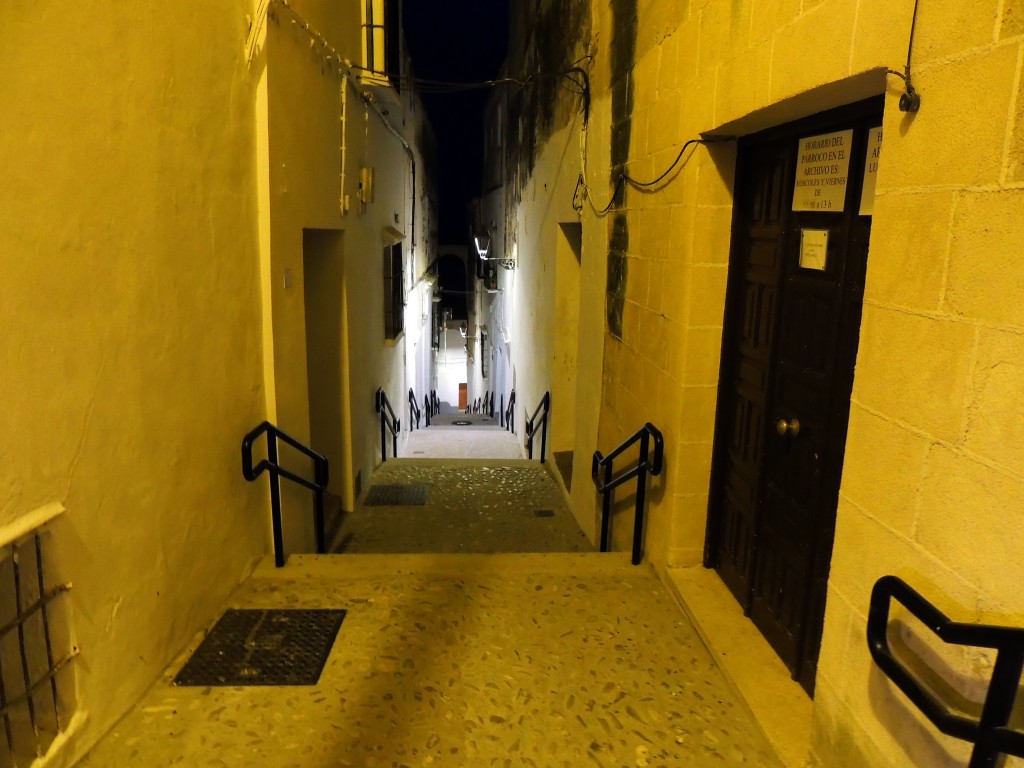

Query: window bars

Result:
[0,531,75,766]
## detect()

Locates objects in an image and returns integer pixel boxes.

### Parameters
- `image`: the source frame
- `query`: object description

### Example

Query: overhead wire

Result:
[252,1,728,219]
[345,61,587,97]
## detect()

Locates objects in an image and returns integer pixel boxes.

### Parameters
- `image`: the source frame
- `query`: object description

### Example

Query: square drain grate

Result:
[173,609,345,687]
[364,484,428,506]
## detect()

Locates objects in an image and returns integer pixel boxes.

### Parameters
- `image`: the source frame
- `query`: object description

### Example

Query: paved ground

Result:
[405,419,524,460]
[81,555,783,767]
[330,460,592,555]
[79,427,784,767]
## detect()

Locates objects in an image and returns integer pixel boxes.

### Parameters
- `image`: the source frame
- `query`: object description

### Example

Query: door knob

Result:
[776,418,801,437]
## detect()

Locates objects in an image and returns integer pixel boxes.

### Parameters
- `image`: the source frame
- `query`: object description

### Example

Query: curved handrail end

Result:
[646,423,665,475]
[241,421,274,480]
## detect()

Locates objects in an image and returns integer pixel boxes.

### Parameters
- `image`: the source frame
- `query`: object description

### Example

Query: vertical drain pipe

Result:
[339,80,348,215]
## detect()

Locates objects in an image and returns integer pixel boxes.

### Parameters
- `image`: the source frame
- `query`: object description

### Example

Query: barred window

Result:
[383,242,404,340]
[0,524,75,765]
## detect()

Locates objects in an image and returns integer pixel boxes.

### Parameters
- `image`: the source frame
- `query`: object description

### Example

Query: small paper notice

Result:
[859,126,883,216]
[800,229,829,271]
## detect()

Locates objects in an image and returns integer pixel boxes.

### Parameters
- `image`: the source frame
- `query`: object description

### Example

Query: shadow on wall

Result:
[866,661,968,765]
[704,141,738,207]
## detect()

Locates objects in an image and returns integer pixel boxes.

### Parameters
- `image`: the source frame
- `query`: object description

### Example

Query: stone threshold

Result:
[662,564,815,768]
[260,550,637,579]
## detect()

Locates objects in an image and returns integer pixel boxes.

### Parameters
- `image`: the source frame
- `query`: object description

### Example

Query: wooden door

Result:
[707,99,882,694]
[458,383,468,411]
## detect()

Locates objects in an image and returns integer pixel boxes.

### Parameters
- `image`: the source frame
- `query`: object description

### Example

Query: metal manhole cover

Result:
[364,484,428,506]
[452,420,472,426]
[174,609,345,687]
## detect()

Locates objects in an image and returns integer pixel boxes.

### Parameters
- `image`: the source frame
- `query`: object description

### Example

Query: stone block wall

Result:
[505,0,1024,763]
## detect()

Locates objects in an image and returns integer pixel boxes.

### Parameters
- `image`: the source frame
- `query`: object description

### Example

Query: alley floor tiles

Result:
[80,554,783,767]
[330,460,592,555]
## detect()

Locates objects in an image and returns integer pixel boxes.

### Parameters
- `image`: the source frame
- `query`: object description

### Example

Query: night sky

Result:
[403,1,510,243]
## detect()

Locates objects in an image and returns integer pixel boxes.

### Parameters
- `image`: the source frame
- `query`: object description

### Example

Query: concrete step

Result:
[261,550,637,580]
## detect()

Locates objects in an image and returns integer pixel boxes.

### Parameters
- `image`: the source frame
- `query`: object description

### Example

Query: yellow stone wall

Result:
[510,0,1024,764]
[1,2,268,762]
[3,1,435,762]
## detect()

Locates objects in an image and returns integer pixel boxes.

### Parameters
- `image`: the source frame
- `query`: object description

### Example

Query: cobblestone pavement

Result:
[81,554,783,768]
[330,460,591,554]
[404,419,525,460]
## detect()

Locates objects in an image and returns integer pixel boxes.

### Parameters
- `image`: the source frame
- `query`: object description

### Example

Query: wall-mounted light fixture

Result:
[474,231,492,259]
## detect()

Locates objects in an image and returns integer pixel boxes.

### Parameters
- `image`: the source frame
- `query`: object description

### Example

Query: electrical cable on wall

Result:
[574,134,735,216]
[888,0,922,112]
[558,63,737,216]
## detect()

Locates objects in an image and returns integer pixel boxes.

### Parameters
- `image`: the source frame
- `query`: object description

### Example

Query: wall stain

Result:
[605,0,638,339]
[505,0,592,211]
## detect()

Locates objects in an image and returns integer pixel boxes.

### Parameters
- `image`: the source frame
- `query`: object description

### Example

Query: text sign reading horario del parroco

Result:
[792,129,853,212]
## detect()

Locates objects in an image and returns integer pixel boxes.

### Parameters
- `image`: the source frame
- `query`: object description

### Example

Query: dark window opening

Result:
[383,242,404,340]
[364,0,402,93]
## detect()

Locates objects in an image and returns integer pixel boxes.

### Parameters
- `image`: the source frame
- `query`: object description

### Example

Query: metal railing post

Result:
[267,434,285,568]
[867,575,1024,765]
[505,391,516,433]
[313,456,326,554]
[970,649,1024,767]
[314,489,326,555]
[592,423,664,563]
[242,421,331,568]
[631,432,650,565]
[600,460,613,552]
[540,412,548,464]
[525,392,550,464]
[425,395,431,426]
[379,395,387,463]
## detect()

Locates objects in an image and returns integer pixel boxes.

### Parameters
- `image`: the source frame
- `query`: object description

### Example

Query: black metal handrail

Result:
[525,391,551,463]
[503,390,516,433]
[375,388,400,462]
[868,576,1024,767]
[242,421,328,568]
[430,390,439,416]
[591,423,664,565]
[408,388,421,429]
[423,394,431,426]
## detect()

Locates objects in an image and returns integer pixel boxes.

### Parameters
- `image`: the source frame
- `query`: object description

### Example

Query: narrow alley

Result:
[7,1,1024,767]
